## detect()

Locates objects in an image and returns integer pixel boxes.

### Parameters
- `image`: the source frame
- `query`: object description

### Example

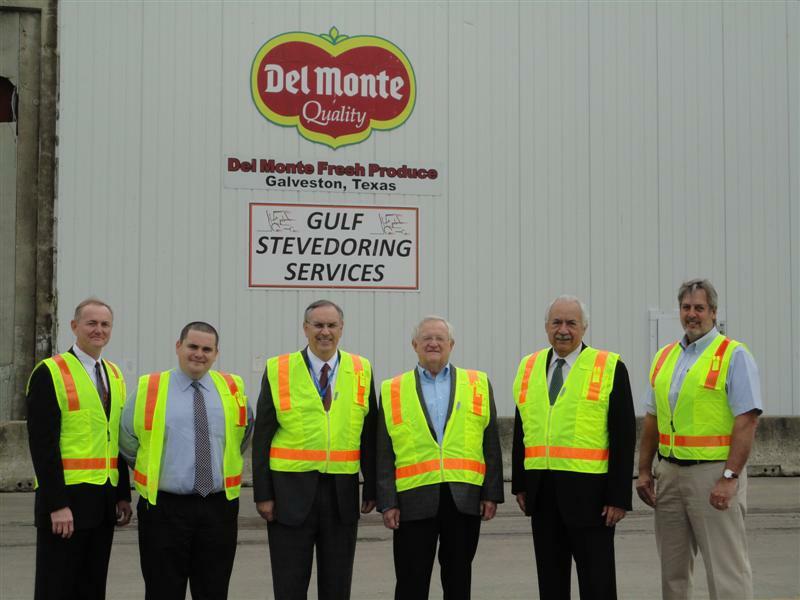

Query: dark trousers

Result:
[530,473,617,600]
[393,485,482,600]
[137,492,239,600]
[267,475,357,600]
[35,522,114,600]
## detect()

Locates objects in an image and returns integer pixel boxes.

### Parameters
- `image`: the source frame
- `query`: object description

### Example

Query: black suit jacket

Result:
[252,348,377,527]
[26,349,131,530]
[511,346,635,527]
[376,366,505,522]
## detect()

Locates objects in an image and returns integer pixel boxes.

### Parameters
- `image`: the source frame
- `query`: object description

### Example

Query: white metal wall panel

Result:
[55,1,799,416]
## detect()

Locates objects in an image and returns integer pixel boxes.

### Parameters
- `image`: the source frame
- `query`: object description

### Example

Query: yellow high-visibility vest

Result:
[381,368,489,492]
[650,334,741,460]
[267,351,370,474]
[513,347,618,474]
[28,352,125,486]
[133,370,248,504]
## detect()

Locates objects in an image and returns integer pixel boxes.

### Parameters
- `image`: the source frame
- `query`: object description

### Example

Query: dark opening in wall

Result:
[0,77,18,126]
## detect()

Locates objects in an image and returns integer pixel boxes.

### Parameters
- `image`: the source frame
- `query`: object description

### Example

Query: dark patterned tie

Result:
[319,363,332,411]
[191,381,214,497]
[94,362,109,416]
[549,358,566,406]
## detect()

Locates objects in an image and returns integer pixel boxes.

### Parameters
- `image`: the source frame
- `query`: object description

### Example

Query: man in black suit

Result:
[252,299,377,600]
[377,316,504,600]
[26,298,132,600]
[511,295,635,600]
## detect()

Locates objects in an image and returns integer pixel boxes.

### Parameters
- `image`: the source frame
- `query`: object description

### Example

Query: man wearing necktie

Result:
[252,300,377,600]
[119,322,253,599]
[511,296,636,600]
[26,298,132,600]
[376,316,504,600]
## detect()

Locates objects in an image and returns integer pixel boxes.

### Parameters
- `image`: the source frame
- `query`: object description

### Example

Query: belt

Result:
[658,453,723,467]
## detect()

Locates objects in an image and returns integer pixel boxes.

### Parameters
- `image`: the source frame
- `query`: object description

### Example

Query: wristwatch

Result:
[722,468,739,480]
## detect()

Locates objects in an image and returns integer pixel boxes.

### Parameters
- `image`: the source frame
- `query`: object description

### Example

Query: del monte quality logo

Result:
[251,27,416,149]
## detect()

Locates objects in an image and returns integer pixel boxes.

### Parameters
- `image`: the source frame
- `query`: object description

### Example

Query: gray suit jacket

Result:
[376,366,504,521]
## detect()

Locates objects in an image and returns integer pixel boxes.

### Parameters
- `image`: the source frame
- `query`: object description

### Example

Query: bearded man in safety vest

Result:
[119,321,253,599]
[637,279,762,600]
[511,295,636,600]
[26,297,132,600]
[377,316,504,600]
[252,299,377,600]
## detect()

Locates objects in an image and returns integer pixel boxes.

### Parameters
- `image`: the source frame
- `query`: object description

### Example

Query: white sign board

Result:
[249,203,419,290]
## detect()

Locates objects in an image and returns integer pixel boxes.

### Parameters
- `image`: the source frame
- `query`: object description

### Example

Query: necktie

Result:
[191,381,214,497]
[549,358,566,405]
[94,362,109,416]
[319,363,332,411]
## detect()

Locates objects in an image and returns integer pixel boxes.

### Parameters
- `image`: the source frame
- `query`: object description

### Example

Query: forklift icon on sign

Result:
[379,213,408,235]
[267,210,295,232]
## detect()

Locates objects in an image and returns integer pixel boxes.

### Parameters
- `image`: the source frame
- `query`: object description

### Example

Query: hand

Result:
[256,500,275,522]
[515,492,527,514]
[50,507,74,539]
[635,471,657,508]
[601,505,626,527]
[480,500,497,521]
[361,500,376,514]
[382,507,400,530]
[115,500,132,526]
[709,477,737,511]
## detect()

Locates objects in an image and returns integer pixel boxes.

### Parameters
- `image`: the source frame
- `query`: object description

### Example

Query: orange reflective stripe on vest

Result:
[106,361,121,379]
[220,371,246,426]
[270,447,361,462]
[62,457,118,470]
[225,474,242,488]
[525,445,609,460]
[650,342,677,386]
[395,458,486,480]
[134,469,148,485]
[704,337,731,389]
[52,355,80,411]
[351,354,366,406]
[390,375,403,425]
[659,433,731,447]
[517,351,542,405]
[278,354,291,411]
[467,370,483,416]
[144,372,161,431]
[586,351,609,401]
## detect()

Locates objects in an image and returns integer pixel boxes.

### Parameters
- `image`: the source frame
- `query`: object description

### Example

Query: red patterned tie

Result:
[319,364,332,411]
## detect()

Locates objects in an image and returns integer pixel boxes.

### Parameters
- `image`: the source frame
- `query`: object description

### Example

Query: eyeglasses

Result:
[306,321,342,332]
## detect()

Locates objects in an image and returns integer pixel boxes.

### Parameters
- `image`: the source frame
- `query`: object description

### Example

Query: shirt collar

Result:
[307,348,339,376]
[174,368,213,392]
[72,343,101,370]
[680,326,719,353]
[417,363,451,381]
[550,345,582,369]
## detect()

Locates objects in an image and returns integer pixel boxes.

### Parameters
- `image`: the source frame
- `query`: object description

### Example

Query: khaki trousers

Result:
[654,458,753,600]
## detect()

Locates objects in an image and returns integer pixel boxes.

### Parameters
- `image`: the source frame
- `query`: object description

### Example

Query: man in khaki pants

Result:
[637,279,762,600]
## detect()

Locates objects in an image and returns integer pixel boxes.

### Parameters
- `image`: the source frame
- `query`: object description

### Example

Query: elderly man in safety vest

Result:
[511,295,636,600]
[26,297,132,600]
[120,321,252,600]
[637,279,762,600]
[377,316,504,600]
[252,299,377,600]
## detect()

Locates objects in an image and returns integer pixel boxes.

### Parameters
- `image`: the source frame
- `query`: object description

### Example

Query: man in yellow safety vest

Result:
[511,295,636,600]
[637,279,762,600]
[26,297,132,600]
[377,315,504,600]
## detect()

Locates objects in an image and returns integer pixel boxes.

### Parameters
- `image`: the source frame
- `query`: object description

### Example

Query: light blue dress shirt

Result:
[642,327,763,416]
[119,368,253,495]
[417,363,451,444]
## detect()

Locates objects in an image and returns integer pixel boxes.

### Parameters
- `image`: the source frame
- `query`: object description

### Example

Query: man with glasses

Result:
[253,300,377,600]
[637,279,762,599]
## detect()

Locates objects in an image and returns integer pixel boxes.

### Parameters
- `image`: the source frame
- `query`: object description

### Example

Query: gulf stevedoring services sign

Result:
[251,27,416,149]
[249,203,418,290]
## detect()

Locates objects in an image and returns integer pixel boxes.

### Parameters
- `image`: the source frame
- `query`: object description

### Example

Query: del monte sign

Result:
[251,27,416,149]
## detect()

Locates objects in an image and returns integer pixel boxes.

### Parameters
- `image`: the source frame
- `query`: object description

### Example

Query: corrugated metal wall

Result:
[55,1,799,416]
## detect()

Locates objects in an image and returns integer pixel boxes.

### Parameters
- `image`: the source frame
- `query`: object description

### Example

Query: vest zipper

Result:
[325,410,331,473]
[545,404,553,469]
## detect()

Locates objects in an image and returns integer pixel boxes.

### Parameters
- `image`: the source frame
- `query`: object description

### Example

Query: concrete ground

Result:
[1,479,798,600]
